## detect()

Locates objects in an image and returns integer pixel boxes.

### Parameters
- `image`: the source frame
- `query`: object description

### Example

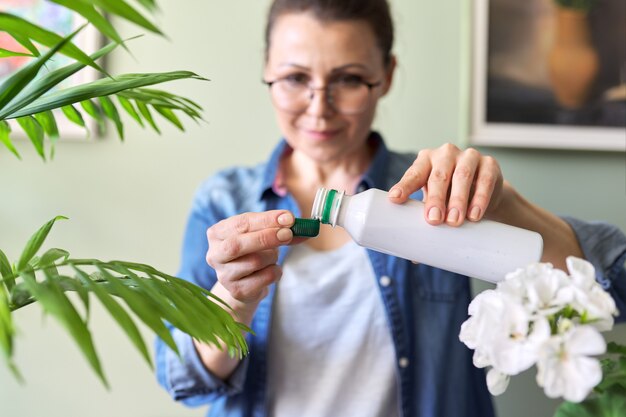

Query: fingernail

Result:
[277,212,294,226]
[277,228,293,241]
[428,207,442,222]
[469,206,481,221]
[389,188,402,198]
[447,207,459,224]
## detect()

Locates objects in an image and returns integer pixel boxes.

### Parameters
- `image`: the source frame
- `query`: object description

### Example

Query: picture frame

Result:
[0,0,102,139]
[470,0,626,151]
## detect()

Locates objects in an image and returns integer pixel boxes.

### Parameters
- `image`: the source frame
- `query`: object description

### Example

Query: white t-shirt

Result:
[267,240,399,417]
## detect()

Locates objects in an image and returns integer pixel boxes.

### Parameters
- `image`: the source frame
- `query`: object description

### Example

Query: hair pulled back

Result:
[264,0,394,66]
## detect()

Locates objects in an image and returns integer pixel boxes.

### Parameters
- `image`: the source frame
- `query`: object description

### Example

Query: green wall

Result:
[0,1,623,416]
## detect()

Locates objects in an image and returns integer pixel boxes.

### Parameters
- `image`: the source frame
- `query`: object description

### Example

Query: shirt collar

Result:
[257,131,390,201]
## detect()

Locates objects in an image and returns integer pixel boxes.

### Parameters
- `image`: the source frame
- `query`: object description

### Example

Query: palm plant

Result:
[0,0,248,387]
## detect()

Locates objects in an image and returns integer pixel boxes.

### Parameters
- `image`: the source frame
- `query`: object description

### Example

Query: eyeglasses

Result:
[263,74,382,115]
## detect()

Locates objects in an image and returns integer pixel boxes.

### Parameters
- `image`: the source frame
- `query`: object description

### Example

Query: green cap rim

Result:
[321,189,337,224]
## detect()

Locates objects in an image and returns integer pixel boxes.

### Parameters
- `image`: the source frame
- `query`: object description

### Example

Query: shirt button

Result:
[399,357,409,368]
[379,275,392,287]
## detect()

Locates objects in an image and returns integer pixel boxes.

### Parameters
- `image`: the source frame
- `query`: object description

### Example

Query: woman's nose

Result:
[305,87,336,117]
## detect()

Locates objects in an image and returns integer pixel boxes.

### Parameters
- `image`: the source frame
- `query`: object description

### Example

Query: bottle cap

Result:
[290,218,320,237]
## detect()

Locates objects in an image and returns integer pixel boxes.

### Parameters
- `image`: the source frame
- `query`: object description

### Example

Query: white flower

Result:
[563,257,618,331]
[459,289,504,352]
[490,317,550,375]
[459,289,548,376]
[500,263,572,317]
[486,368,510,396]
[585,286,618,331]
[460,257,618,403]
[535,326,606,403]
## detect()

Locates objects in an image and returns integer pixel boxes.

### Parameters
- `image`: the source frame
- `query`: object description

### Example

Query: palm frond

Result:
[89,0,162,35]
[0,1,206,161]
[0,217,250,386]
[0,13,105,74]
[0,40,121,120]
[50,0,126,47]
[9,71,205,119]
[0,25,85,112]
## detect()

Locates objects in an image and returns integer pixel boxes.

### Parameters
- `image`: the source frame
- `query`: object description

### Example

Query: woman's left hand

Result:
[388,143,504,226]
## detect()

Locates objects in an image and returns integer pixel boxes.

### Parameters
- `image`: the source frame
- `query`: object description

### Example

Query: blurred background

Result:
[0,1,624,416]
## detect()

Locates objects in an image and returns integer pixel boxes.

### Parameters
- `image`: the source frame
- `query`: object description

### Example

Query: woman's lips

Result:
[302,128,341,140]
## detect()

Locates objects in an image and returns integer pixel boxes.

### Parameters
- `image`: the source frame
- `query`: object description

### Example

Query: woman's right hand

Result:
[206,210,295,306]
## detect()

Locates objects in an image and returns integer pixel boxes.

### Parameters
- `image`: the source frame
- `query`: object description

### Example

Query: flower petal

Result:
[486,368,510,396]
[567,326,606,357]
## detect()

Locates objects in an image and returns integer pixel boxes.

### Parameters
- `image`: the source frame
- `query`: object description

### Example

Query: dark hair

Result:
[264,0,394,66]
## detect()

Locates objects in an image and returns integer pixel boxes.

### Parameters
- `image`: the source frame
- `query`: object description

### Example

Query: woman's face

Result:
[264,12,395,164]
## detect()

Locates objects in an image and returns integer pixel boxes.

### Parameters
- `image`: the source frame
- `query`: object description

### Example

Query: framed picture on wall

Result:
[470,0,626,151]
[0,0,101,139]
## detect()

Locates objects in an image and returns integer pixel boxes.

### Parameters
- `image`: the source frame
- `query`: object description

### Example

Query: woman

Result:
[156,1,626,416]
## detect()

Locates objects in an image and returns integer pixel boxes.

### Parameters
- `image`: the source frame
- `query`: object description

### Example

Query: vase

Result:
[548,7,599,109]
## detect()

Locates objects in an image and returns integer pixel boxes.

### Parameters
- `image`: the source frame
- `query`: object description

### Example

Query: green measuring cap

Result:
[290,218,320,237]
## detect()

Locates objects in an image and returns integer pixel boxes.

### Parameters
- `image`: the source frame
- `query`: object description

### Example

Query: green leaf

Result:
[99,96,124,140]
[0,120,20,160]
[121,262,249,355]
[34,111,59,159]
[0,25,84,111]
[17,116,46,161]
[109,262,247,356]
[118,89,204,125]
[53,274,91,320]
[17,216,68,271]
[0,286,13,351]
[73,267,152,367]
[96,267,179,356]
[154,106,183,131]
[0,48,34,58]
[117,96,143,127]
[10,71,204,119]
[49,0,125,47]
[0,13,105,74]
[10,33,39,57]
[607,342,626,356]
[37,248,70,268]
[19,268,108,387]
[108,264,196,334]
[88,0,162,35]
[136,101,160,133]
[16,116,45,160]
[61,105,86,129]
[0,249,14,292]
[0,41,120,120]
[135,0,159,12]
[136,88,204,111]
[80,99,105,133]
[553,386,626,417]
[0,285,21,382]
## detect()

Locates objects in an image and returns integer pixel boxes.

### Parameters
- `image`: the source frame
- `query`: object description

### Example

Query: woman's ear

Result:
[381,55,397,96]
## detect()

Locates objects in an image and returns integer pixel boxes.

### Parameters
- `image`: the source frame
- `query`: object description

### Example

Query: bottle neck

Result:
[311,188,345,227]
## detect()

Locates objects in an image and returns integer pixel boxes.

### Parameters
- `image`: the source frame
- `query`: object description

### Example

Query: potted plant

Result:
[0,0,248,387]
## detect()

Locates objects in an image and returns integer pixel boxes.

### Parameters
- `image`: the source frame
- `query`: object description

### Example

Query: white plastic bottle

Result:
[311,188,543,283]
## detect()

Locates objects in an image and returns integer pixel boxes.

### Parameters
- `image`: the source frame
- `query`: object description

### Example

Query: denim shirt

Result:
[156,133,626,417]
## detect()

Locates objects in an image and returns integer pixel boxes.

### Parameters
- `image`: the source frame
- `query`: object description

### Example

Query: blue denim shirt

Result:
[156,133,626,417]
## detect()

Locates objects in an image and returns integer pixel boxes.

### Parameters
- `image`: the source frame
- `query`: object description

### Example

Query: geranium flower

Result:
[535,325,605,403]
[459,257,619,404]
